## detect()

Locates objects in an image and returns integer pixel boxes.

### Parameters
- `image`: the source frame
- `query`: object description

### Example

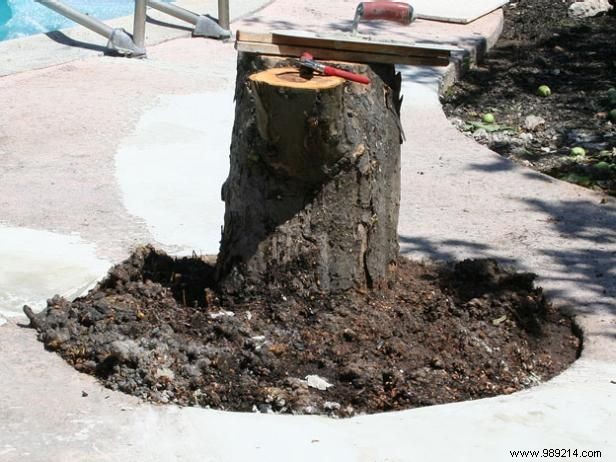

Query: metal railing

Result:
[35,0,231,57]
[147,0,230,39]
[133,0,148,51]
[218,0,230,30]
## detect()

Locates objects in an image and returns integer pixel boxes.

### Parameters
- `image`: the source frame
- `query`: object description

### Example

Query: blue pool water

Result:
[0,1,168,41]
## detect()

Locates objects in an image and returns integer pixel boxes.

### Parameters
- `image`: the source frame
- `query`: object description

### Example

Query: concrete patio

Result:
[0,1,614,460]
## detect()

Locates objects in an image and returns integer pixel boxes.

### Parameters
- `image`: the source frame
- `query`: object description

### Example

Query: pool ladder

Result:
[35,0,231,57]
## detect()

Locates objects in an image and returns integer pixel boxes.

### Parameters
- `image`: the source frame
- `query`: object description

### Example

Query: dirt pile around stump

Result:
[25,246,580,417]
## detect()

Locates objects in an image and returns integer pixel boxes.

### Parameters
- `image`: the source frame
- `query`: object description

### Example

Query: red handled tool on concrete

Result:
[352,2,416,35]
[298,52,371,85]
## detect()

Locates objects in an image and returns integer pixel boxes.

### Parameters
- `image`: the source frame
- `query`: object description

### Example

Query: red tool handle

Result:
[359,2,414,25]
[322,65,371,84]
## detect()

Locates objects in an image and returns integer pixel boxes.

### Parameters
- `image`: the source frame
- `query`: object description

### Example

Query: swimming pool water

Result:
[0,0,169,42]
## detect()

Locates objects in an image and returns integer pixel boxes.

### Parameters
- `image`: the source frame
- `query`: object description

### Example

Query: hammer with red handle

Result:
[299,52,371,85]
[352,2,416,35]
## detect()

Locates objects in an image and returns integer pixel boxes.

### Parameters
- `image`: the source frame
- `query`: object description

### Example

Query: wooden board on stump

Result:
[216,54,402,295]
[235,30,456,67]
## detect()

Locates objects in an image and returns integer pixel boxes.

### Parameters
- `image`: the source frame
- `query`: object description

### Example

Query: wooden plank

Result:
[237,30,452,59]
[235,41,451,67]
[236,30,456,60]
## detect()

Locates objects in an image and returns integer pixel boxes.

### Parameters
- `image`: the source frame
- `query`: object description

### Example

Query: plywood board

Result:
[411,0,508,24]
[237,30,455,59]
[235,41,450,67]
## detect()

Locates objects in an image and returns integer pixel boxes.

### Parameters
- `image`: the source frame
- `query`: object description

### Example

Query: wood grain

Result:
[236,41,451,67]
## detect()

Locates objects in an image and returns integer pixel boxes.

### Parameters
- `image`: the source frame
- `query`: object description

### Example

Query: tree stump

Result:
[217,54,402,295]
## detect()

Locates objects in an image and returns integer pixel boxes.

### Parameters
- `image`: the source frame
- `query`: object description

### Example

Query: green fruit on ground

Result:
[570,147,586,157]
[563,173,591,187]
[608,88,616,107]
[593,161,611,170]
[609,109,616,122]
[537,85,551,97]
[482,113,495,124]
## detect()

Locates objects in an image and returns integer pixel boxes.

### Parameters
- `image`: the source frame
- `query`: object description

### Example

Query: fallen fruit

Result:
[537,85,551,97]
[570,147,586,157]
[482,113,495,124]
[609,109,616,122]
[593,161,611,170]
[607,88,616,107]
[563,173,592,186]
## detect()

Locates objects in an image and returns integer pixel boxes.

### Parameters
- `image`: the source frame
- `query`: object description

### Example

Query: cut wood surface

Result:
[236,30,456,66]
[249,67,344,90]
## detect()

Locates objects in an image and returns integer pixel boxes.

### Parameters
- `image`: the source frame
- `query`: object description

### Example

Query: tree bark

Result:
[217,53,402,295]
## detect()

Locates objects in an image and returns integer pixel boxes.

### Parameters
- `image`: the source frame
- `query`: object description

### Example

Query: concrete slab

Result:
[115,91,234,256]
[0,226,109,319]
[412,0,509,24]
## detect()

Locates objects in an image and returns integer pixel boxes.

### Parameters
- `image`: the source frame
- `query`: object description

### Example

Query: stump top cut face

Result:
[249,67,344,90]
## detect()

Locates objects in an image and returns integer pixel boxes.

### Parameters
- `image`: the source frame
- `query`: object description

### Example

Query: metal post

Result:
[218,0,230,31]
[133,0,147,50]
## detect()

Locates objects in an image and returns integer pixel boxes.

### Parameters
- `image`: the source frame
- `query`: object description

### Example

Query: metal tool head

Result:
[298,52,318,78]
[351,3,365,35]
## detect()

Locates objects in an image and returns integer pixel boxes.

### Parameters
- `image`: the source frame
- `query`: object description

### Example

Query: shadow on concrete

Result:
[524,198,616,245]
[45,30,109,53]
[464,156,559,184]
[146,14,193,33]
[238,17,394,35]
[467,157,518,173]
[241,16,298,31]
[399,235,518,266]
[523,197,616,313]
[400,196,616,316]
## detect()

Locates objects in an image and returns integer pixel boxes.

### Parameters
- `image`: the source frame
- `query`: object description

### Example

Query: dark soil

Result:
[25,246,580,417]
[442,0,616,196]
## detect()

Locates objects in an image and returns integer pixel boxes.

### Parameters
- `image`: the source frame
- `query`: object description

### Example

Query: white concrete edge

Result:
[0,225,112,319]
